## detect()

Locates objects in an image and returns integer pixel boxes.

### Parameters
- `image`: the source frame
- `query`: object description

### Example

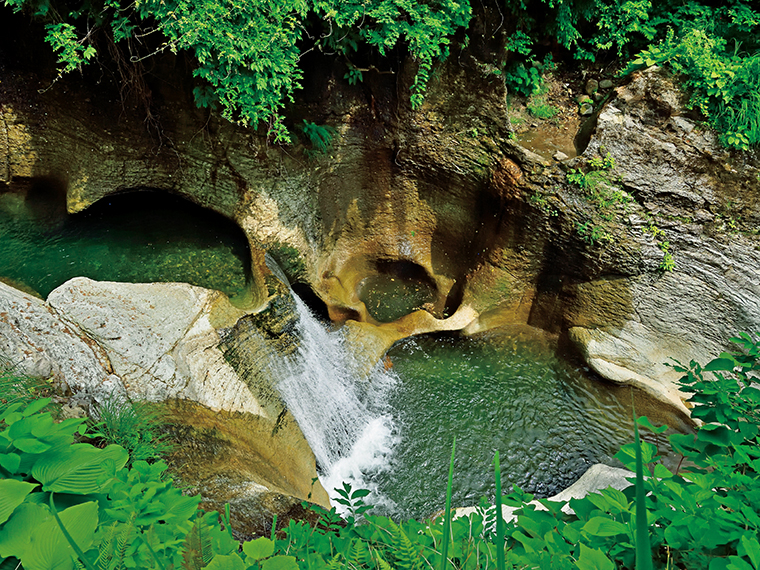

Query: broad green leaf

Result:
[157,490,201,522]
[243,537,275,561]
[13,438,51,454]
[0,453,21,474]
[0,502,49,559]
[704,358,736,372]
[21,399,51,418]
[698,425,732,447]
[739,535,760,570]
[0,403,25,423]
[30,414,54,438]
[670,433,697,454]
[262,555,299,570]
[0,480,38,524]
[575,543,614,570]
[653,464,674,478]
[636,416,668,434]
[32,444,128,494]
[727,557,755,570]
[582,517,628,537]
[24,501,98,570]
[204,553,246,570]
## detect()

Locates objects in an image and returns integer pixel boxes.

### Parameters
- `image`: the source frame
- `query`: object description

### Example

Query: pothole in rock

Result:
[356,260,439,323]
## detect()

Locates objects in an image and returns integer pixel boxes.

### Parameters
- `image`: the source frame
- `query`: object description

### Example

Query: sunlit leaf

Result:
[32,444,128,494]
[0,480,38,524]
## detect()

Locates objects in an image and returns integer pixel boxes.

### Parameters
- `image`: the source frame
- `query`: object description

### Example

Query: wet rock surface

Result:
[2,20,760,525]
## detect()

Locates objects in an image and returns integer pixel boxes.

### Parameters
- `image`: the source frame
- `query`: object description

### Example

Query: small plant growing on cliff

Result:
[528,191,559,216]
[577,220,612,245]
[644,219,677,271]
[567,168,589,188]
[301,121,338,158]
[660,249,676,271]
[90,395,173,465]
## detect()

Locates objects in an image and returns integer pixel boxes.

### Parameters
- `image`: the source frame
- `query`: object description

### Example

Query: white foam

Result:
[268,294,398,510]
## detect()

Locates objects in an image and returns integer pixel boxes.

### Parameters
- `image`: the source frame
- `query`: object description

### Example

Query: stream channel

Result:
[0,187,688,520]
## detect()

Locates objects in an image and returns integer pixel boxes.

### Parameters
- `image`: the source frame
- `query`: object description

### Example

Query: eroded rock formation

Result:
[2,12,760,526]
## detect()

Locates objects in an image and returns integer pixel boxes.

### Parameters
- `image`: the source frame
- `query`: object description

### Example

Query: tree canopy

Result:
[2,0,759,148]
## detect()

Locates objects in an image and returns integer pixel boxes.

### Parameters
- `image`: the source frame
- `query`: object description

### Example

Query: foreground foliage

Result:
[1,332,760,569]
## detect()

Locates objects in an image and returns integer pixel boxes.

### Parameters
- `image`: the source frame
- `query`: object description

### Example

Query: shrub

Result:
[2,332,759,569]
[89,394,174,465]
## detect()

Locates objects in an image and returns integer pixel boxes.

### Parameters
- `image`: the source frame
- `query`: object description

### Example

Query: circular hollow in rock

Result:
[356,260,439,323]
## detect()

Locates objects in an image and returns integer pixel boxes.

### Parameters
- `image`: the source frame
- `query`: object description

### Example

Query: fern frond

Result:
[115,517,136,570]
[95,518,134,570]
[375,551,394,570]
[95,523,118,570]
[326,553,344,570]
[388,522,422,570]
[181,515,214,570]
[347,539,370,567]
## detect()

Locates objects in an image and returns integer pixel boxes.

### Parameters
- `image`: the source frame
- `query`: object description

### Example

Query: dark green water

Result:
[358,274,437,323]
[0,189,250,299]
[374,327,676,519]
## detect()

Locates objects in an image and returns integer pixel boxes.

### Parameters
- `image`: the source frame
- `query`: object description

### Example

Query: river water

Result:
[0,189,249,299]
[0,187,684,520]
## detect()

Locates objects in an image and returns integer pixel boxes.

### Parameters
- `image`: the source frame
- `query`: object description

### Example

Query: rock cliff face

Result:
[2,15,760,526]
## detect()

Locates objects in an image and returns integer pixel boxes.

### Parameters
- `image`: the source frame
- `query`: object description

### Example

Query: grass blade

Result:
[633,406,654,570]
[494,450,505,570]
[440,437,455,570]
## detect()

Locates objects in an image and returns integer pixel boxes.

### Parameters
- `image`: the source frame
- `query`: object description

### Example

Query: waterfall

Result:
[268,293,399,510]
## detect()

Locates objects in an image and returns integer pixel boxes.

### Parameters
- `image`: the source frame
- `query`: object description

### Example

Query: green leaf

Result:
[243,537,275,561]
[262,555,299,570]
[0,453,21,474]
[21,399,51,418]
[13,438,51,454]
[0,502,47,560]
[32,444,128,494]
[582,517,629,537]
[0,403,25,423]
[636,416,668,434]
[576,543,615,570]
[351,488,371,499]
[698,425,733,447]
[633,410,653,570]
[727,557,755,570]
[739,535,760,569]
[204,553,246,570]
[26,501,99,570]
[704,358,737,372]
[0,480,38,524]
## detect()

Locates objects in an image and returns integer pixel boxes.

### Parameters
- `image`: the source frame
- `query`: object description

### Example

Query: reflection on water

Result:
[372,326,687,519]
[0,189,250,299]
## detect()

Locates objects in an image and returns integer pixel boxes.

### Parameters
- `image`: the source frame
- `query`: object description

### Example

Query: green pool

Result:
[0,188,250,300]
[369,326,685,519]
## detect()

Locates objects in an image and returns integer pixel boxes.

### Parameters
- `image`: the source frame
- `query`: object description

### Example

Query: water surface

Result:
[371,326,677,519]
[0,189,250,299]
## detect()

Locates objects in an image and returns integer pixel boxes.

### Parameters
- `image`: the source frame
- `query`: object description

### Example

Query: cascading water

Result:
[252,259,689,520]
[267,292,399,510]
